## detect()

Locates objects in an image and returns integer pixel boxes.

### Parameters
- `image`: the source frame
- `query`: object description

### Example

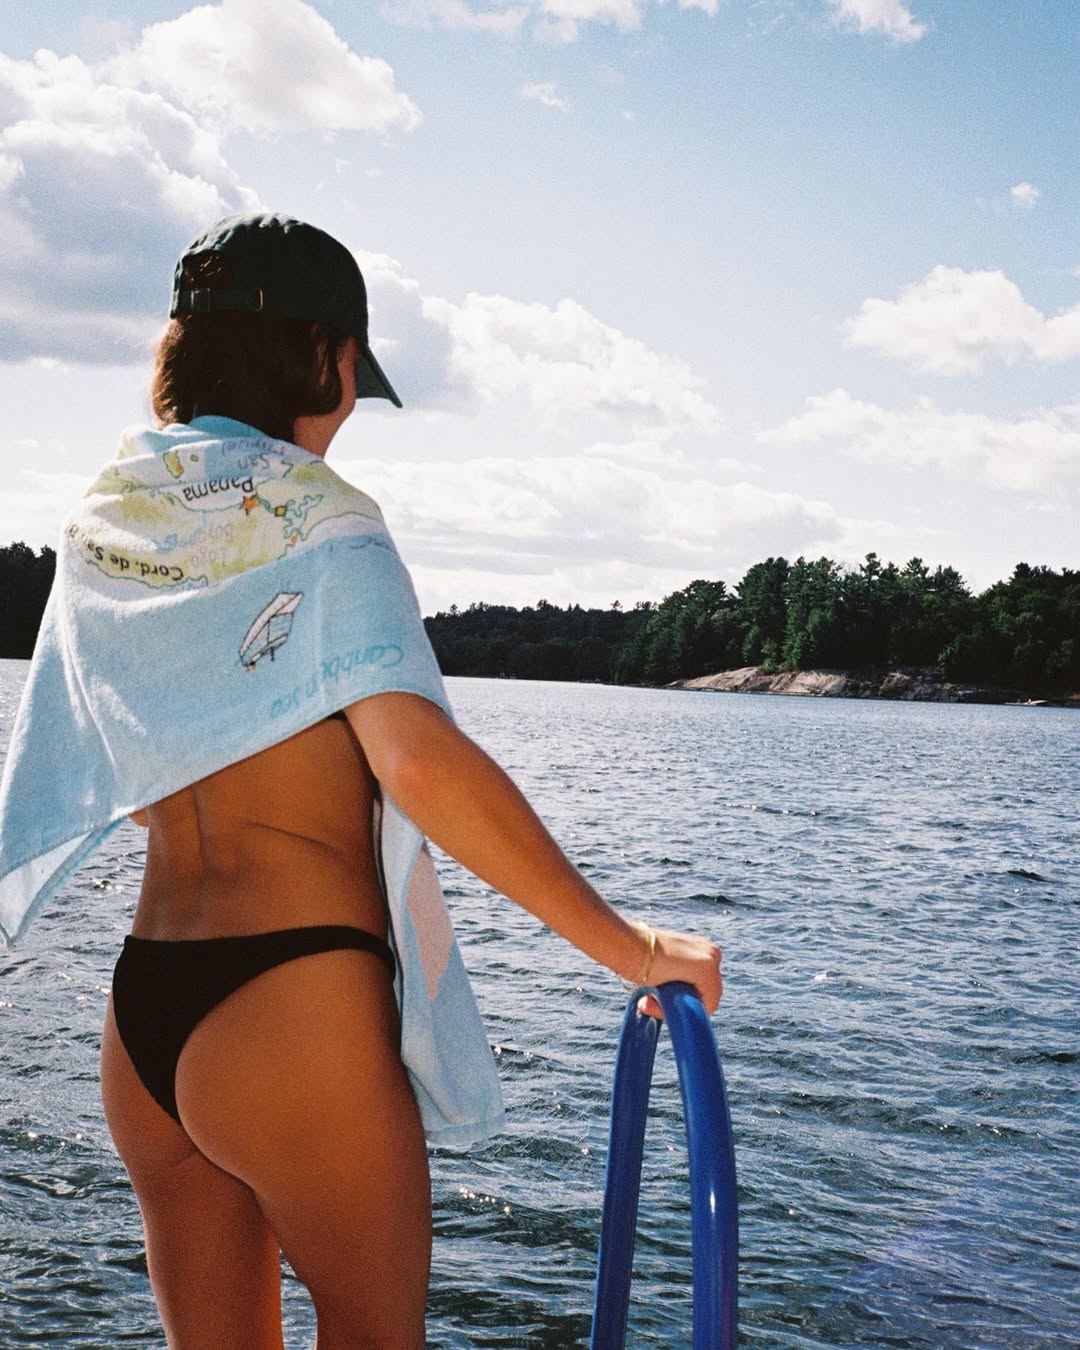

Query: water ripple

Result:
[0,666,1077,1346]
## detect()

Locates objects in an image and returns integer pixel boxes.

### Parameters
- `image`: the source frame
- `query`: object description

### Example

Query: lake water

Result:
[0,661,1077,1347]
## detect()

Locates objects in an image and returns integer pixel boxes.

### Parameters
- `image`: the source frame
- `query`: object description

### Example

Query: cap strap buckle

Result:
[174,287,265,315]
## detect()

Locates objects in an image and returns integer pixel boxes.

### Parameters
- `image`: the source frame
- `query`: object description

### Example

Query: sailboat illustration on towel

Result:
[239,592,304,669]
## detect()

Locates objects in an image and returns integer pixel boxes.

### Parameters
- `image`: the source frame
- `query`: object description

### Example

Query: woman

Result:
[1,214,722,1349]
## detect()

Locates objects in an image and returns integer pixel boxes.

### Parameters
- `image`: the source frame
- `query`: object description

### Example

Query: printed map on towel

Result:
[67,428,385,592]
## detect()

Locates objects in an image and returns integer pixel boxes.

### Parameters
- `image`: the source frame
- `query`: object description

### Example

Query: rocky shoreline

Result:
[672,665,1078,708]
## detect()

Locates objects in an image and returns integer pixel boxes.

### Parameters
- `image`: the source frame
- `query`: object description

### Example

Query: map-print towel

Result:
[0,415,505,1147]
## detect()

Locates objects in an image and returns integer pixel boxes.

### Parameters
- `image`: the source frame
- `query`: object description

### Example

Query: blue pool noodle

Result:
[590,982,738,1349]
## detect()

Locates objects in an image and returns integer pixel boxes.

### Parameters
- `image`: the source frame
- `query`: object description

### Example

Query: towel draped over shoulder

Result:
[0,415,505,1147]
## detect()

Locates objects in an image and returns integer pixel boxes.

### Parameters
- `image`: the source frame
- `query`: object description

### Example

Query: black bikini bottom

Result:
[112,925,396,1125]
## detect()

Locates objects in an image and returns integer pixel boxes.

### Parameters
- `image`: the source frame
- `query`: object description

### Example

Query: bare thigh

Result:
[176,949,431,1350]
[101,1000,285,1350]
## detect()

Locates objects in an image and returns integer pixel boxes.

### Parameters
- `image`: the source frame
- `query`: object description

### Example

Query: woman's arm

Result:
[345,692,723,1013]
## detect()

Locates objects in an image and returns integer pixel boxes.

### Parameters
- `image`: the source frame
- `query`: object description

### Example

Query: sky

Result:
[0,0,1077,613]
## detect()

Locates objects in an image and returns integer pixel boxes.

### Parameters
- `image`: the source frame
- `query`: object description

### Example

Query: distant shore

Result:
[671,665,1080,708]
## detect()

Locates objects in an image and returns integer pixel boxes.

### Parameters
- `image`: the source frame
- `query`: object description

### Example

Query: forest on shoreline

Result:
[2,542,1077,700]
[424,555,1078,699]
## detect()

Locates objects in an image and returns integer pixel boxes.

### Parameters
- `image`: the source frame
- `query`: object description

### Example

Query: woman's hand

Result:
[628,926,723,1019]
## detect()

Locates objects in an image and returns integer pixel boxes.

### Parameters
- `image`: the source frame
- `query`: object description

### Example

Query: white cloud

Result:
[0,471,94,549]
[762,388,1080,496]
[105,0,421,134]
[534,0,644,43]
[825,0,926,44]
[0,48,255,364]
[404,557,672,613]
[0,1,424,366]
[76,15,136,60]
[0,7,719,429]
[1011,181,1041,209]
[521,81,568,110]
[385,0,716,41]
[334,452,841,607]
[423,291,722,427]
[579,435,695,466]
[379,0,527,33]
[844,265,1080,374]
[354,250,456,409]
[312,254,719,431]
[0,38,718,426]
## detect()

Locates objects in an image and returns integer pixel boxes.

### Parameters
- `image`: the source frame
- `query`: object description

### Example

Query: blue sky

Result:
[1,0,1076,612]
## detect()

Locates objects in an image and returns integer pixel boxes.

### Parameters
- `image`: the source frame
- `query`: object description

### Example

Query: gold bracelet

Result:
[620,921,657,990]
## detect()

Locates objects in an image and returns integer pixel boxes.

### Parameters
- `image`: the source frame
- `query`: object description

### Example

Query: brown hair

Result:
[151,254,350,442]
[151,313,349,444]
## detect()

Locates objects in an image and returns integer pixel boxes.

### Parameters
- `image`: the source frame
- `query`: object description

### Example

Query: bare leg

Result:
[174,949,431,1350]
[101,1000,285,1350]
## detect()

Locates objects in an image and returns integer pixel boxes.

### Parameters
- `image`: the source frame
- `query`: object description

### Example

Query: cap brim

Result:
[355,347,402,409]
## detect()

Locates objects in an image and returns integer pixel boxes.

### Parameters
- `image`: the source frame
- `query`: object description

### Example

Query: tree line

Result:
[427,554,1078,694]
[2,543,1077,694]
[0,544,56,659]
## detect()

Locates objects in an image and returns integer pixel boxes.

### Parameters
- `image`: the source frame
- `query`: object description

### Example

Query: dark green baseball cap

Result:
[170,212,402,408]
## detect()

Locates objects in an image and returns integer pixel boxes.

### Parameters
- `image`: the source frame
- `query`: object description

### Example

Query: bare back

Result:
[104,714,430,1348]
[131,717,385,941]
